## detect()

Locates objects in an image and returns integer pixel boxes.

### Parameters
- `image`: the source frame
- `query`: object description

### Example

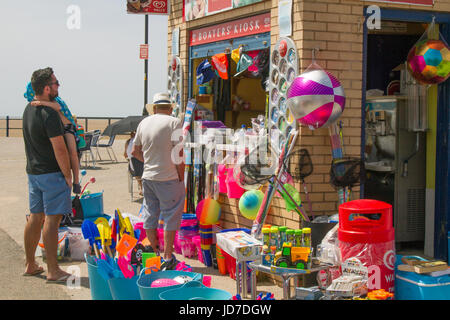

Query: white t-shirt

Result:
[134,114,182,181]
[126,136,135,171]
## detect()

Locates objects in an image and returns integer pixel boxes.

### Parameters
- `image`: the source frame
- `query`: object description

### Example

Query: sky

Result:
[0,0,168,117]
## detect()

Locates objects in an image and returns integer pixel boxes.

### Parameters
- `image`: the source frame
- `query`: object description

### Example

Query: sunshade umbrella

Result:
[102,116,147,136]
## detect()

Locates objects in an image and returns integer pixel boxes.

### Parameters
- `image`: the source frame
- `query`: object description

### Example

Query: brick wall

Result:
[168,0,450,230]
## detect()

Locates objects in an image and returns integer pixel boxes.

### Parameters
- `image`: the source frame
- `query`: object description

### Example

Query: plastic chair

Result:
[78,133,96,168]
[127,159,140,201]
[97,134,118,162]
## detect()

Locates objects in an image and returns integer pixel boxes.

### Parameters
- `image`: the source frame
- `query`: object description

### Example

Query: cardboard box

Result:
[216,231,262,262]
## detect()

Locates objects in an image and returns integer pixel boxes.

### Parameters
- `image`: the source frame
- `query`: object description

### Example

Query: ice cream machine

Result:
[364,65,427,243]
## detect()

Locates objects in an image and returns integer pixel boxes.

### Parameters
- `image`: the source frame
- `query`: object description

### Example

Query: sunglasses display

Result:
[168,56,183,117]
[268,37,298,150]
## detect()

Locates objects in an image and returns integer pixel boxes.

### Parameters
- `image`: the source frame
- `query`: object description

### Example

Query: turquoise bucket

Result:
[84,253,113,300]
[159,281,232,300]
[108,275,141,300]
[137,268,203,300]
[80,192,104,219]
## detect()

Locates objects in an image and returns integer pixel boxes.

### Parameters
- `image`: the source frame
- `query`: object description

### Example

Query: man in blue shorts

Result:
[132,92,185,270]
[22,67,73,283]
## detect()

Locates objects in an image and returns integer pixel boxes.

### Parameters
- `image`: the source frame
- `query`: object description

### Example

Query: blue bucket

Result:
[108,276,141,300]
[80,192,104,218]
[159,281,232,300]
[137,269,203,300]
[84,253,113,300]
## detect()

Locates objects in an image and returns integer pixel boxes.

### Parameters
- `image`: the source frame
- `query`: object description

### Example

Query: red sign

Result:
[208,0,232,13]
[127,0,169,14]
[189,13,271,46]
[140,44,149,60]
[366,0,433,5]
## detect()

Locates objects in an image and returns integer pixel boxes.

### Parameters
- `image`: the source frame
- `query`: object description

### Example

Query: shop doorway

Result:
[364,20,434,255]
[362,9,450,261]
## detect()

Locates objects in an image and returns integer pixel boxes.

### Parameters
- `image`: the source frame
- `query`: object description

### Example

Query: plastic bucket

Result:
[84,253,113,300]
[225,167,245,199]
[80,192,104,219]
[137,269,203,300]
[159,281,232,300]
[193,235,203,263]
[108,276,141,300]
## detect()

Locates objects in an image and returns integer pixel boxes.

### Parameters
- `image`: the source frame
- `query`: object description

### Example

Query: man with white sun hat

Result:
[132,92,185,270]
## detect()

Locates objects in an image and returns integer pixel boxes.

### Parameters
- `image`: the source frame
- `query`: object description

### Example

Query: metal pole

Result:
[143,15,149,116]
[6,116,9,137]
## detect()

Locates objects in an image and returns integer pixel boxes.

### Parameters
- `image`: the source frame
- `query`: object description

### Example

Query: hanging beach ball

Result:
[407,39,450,85]
[239,190,264,220]
[286,68,345,130]
[195,198,222,224]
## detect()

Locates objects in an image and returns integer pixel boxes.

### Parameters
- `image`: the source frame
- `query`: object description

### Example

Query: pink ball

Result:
[150,278,180,288]
[287,68,345,130]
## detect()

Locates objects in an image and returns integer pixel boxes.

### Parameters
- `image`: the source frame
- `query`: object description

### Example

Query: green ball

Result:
[239,190,264,220]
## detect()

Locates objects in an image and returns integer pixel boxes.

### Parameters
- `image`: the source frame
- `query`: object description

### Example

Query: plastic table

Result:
[248,261,333,300]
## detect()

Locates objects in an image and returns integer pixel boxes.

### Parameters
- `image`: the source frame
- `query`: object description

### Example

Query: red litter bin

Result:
[338,199,396,293]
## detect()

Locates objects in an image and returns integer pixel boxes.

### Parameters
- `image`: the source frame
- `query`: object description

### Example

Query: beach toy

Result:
[218,164,228,193]
[133,222,146,242]
[118,256,135,279]
[279,183,302,212]
[195,198,221,225]
[151,278,181,288]
[239,190,264,220]
[116,233,138,257]
[82,220,101,258]
[407,39,450,85]
[225,167,245,198]
[159,281,232,300]
[287,66,345,130]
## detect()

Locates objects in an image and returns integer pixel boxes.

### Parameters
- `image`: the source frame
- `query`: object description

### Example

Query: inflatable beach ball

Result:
[407,39,450,85]
[286,68,345,130]
[196,198,221,224]
[239,190,264,220]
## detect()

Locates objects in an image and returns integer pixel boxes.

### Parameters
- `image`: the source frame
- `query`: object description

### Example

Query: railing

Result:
[0,116,125,137]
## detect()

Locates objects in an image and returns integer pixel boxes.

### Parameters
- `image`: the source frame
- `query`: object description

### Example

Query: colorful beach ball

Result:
[407,39,450,85]
[239,190,264,220]
[286,68,345,130]
[195,198,221,224]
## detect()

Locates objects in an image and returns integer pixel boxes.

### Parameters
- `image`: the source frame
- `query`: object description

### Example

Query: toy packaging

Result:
[216,230,262,261]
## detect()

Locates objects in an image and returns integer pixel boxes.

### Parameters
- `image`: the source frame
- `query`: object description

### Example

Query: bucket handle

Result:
[138,266,160,279]
[178,280,205,289]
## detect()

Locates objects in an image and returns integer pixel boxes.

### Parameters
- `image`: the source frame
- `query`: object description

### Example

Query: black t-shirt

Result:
[22,103,65,175]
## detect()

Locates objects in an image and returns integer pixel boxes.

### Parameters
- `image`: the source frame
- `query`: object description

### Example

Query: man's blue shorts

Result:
[28,172,71,216]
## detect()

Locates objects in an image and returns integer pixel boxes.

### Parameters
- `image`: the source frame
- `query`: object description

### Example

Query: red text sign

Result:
[189,13,271,46]
[140,44,149,60]
[366,0,433,6]
[127,0,169,15]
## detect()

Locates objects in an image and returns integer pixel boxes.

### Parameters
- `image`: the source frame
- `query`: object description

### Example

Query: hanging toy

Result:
[287,50,345,130]
[407,39,450,85]
[407,17,450,85]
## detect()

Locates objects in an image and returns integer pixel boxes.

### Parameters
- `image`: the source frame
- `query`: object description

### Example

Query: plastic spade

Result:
[97,223,113,257]
[96,259,115,281]
[81,220,100,258]
[123,217,134,236]
[115,233,138,257]
[118,256,135,279]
